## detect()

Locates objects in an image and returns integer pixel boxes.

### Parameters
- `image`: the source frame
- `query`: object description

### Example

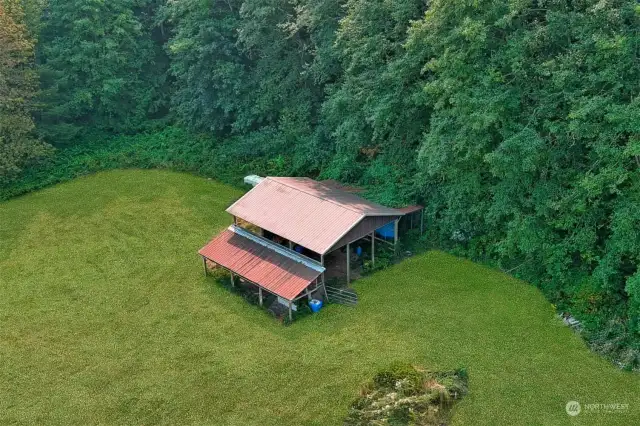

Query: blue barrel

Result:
[309,299,323,313]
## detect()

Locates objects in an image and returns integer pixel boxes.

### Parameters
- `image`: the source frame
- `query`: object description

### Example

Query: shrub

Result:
[0,127,301,201]
[346,364,468,425]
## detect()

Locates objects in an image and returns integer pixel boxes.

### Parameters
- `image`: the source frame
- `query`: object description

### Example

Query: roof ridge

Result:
[266,176,376,215]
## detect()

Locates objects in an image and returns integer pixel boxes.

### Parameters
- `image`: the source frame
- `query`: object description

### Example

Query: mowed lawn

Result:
[0,170,638,425]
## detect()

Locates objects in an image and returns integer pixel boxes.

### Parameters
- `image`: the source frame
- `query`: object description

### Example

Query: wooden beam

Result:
[202,256,208,276]
[346,243,351,284]
[259,287,263,306]
[230,271,235,287]
[420,209,424,235]
[288,300,293,322]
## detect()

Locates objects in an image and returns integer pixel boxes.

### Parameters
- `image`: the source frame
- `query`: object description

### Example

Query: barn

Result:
[198,176,422,319]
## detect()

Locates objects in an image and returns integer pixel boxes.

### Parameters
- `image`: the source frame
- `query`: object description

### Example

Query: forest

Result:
[1,0,639,370]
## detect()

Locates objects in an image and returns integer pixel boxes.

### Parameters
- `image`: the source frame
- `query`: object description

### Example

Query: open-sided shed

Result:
[199,176,422,319]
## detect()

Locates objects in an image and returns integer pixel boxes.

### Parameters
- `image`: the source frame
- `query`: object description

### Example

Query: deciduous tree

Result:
[0,0,50,183]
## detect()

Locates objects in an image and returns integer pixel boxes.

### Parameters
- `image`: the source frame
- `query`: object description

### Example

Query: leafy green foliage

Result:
[320,0,429,203]
[164,0,345,174]
[405,0,640,368]
[37,0,169,145]
[164,0,247,134]
[626,273,640,336]
[0,127,302,201]
[0,0,51,185]
[346,364,468,425]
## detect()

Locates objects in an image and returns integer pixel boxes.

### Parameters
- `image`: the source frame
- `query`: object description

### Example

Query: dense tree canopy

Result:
[2,0,640,368]
[165,0,344,173]
[37,0,169,144]
[321,0,430,202]
[410,0,640,349]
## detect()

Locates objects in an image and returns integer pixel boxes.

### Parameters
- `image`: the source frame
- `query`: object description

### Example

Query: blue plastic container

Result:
[309,299,323,313]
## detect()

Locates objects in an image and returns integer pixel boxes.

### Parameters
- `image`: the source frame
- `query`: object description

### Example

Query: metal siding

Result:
[199,230,322,300]
[226,177,402,254]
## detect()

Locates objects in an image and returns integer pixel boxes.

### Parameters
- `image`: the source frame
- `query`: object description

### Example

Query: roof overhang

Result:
[397,205,424,215]
[199,226,324,301]
[226,177,403,254]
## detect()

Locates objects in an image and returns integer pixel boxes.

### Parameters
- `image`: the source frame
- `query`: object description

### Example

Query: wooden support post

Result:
[320,254,329,300]
[259,287,263,306]
[410,213,413,229]
[394,219,399,255]
[420,209,424,235]
[288,241,293,250]
[202,256,208,276]
[230,271,235,287]
[233,215,237,225]
[288,300,293,322]
[371,232,375,267]
[321,275,328,302]
[346,242,351,284]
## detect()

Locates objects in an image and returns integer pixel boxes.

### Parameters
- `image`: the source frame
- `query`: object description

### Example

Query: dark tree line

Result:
[3,0,640,368]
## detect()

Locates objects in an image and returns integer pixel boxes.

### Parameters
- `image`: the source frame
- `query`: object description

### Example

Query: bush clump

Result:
[346,363,468,425]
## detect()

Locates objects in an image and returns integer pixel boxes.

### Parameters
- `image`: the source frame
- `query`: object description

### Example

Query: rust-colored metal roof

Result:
[320,179,364,193]
[269,177,400,215]
[198,226,324,301]
[226,177,402,254]
[398,205,424,215]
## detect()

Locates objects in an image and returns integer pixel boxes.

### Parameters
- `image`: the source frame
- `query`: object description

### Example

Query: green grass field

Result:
[1,170,638,425]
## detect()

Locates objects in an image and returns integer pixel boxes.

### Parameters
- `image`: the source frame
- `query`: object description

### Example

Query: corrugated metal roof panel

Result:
[226,177,403,254]
[199,227,323,301]
[398,205,424,215]
[320,179,364,193]
[269,177,400,216]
